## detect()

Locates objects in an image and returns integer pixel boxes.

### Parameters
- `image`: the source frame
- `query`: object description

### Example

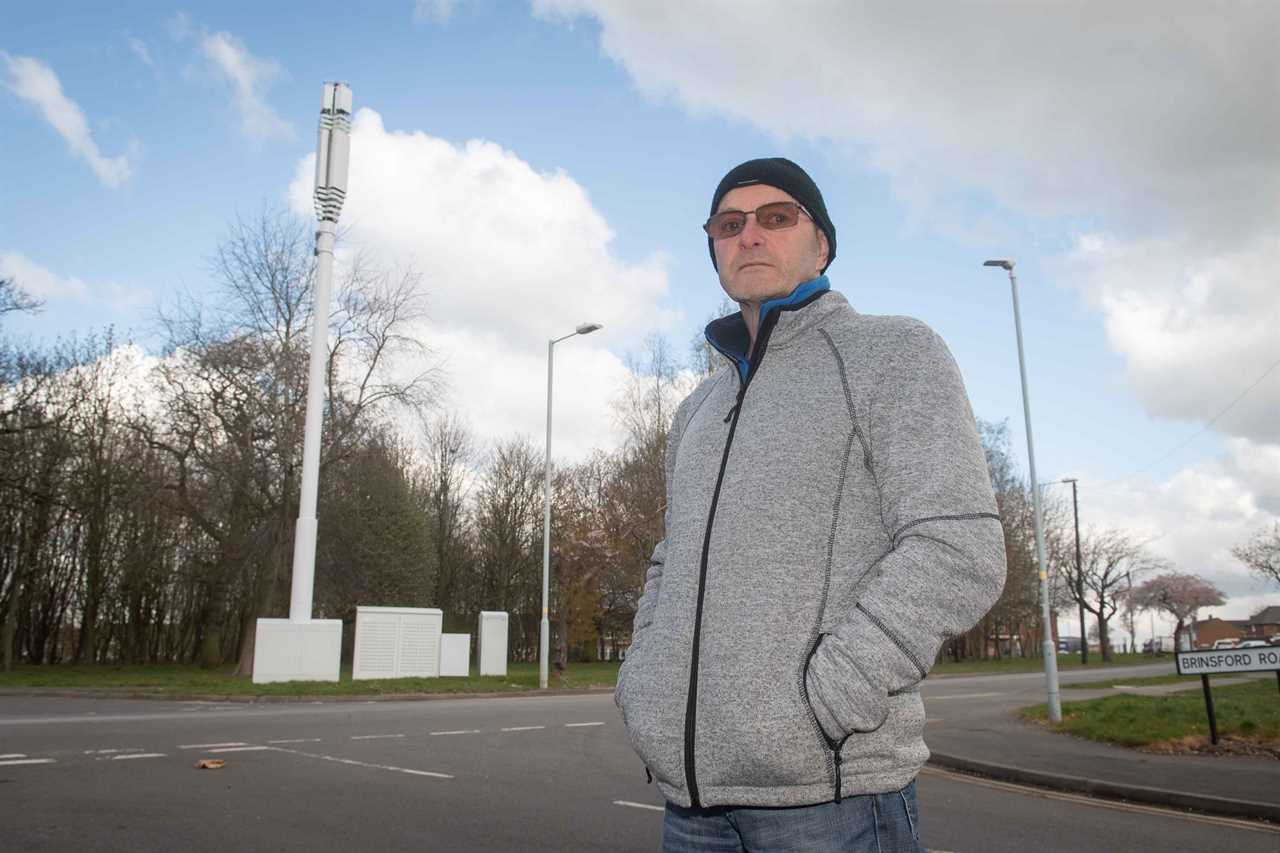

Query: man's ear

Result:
[815,229,830,273]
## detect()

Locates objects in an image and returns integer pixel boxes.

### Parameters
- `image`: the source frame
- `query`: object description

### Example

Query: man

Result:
[614,158,1006,852]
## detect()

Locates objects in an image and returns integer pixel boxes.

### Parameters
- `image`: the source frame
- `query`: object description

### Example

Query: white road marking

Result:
[84,748,143,755]
[0,753,27,759]
[267,746,452,779]
[350,734,404,740]
[267,738,322,744]
[565,721,605,727]
[178,742,248,750]
[110,753,167,761]
[429,729,481,736]
[0,758,56,766]
[926,692,1005,701]
[208,746,271,754]
[614,800,664,812]
[500,726,546,732]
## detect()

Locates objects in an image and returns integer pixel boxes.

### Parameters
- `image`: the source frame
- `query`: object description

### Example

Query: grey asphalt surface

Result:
[920,661,1280,818]
[2,667,1277,852]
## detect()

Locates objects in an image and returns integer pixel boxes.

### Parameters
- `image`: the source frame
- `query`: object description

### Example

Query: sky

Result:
[3,2,1278,637]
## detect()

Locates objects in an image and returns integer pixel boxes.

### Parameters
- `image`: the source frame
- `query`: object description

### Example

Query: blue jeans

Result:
[662,781,924,853]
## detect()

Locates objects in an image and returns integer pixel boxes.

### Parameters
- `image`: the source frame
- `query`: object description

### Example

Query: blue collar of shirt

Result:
[704,275,831,383]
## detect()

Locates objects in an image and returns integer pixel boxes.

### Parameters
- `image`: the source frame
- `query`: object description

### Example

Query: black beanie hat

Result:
[708,157,836,273]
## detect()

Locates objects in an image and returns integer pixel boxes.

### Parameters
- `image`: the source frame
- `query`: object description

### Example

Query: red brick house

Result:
[1242,605,1280,640]
[1191,616,1246,649]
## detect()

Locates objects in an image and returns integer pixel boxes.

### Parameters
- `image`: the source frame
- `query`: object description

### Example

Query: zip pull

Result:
[724,382,749,423]
[833,749,843,803]
[645,767,653,785]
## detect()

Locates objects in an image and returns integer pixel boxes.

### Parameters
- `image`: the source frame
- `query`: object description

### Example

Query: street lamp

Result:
[1062,478,1085,664]
[1041,477,1086,664]
[984,259,1062,722]
[540,322,602,689]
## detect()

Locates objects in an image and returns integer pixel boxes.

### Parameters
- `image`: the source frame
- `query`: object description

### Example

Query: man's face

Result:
[713,184,829,306]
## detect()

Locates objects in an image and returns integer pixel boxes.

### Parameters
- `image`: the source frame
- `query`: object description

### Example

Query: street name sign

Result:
[1176,646,1280,745]
[1175,647,1280,675]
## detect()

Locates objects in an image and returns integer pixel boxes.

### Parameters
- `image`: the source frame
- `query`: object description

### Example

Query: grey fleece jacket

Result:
[614,284,1005,810]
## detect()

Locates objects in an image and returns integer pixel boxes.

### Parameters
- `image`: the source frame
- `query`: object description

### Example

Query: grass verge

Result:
[1062,674,1190,689]
[0,654,1163,698]
[931,652,1153,677]
[0,661,621,698]
[1020,680,1280,749]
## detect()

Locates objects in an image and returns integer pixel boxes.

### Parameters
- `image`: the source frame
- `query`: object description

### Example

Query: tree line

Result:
[3,211,1272,674]
[0,211,680,673]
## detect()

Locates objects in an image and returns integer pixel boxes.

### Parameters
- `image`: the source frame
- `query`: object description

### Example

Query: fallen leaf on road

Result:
[194,759,225,769]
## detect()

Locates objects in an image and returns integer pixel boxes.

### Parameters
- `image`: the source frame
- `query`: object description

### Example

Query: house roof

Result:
[1193,617,1247,629]
[1247,605,1280,624]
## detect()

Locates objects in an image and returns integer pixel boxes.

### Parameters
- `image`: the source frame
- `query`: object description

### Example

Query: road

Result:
[1,665,1274,852]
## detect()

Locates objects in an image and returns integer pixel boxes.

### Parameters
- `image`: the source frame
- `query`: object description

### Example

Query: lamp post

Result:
[540,322,602,689]
[1039,477,1085,662]
[984,259,1062,722]
[1060,477,1085,663]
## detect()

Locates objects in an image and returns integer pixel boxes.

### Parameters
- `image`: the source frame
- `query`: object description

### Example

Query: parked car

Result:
[1236,639,1269,649]
[1210,638,1238,650]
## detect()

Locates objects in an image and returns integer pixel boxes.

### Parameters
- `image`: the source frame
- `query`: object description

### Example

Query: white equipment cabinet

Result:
[352,606,442,680]
[479,611,509,677]
[252,618,343,684]
[439,633,471,677]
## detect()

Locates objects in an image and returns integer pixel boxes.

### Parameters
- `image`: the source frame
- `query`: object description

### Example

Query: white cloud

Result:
[1,52,135,188]
[287,108,675,459]
[200,31,293,141]
[0,251,150,308]
[1079,454,1278,619]
[531,3,1280,440]
[415,0,460,23]
[429,326,634,457]
[535,2,1279,244]
[1059,233,1280,446]
[127,36,154,68]
[0,251,88,301]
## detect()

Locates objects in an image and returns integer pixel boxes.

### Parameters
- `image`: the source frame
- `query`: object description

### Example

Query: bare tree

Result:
[473,437,543,658]
[959,419,1068,661]
[141,207,439,670]
[608,335,689,652]
[1130,572,1225,651]
[688,297,737,378]
[417,413,476,629]
[550,454,615,669]
[0,277,43,318]
[1232,522,1280,588]
[315,431,432,619]
[1061,528,1164,661]
[0,334,129,669]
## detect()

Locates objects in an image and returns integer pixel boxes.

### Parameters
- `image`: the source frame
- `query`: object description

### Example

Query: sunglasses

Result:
[703,201,812,241]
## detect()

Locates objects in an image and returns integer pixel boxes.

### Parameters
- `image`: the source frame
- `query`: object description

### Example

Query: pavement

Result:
[921,669,1280,824]
[3,662,1277,827]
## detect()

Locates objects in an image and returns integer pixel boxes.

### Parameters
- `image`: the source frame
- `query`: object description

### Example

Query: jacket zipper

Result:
[682,310,781,808]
